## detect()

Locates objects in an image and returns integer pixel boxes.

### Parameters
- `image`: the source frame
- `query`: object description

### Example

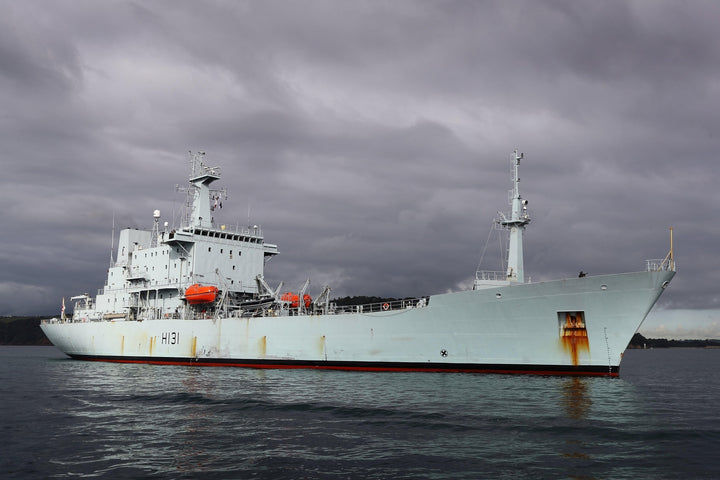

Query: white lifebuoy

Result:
[382,303,390,311]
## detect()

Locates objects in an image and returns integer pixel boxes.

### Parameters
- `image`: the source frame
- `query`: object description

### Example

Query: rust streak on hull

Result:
[560,313,589,365]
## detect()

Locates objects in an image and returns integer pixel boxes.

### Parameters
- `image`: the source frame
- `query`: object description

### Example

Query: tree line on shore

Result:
[628,332,720,349]
[0,316,52,345]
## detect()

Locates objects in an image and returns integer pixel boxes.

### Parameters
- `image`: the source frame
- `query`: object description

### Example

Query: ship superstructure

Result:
[42,150,675,376]
[72,153,278,324]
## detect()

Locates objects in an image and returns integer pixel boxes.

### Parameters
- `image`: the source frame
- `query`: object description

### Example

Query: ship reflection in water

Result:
[562,376,592,420]
[560,376,595,464]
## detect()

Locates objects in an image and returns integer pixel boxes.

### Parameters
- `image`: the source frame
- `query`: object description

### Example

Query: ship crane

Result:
[297,279,311,314]
[312,285,332,314]
[256,274,283,302]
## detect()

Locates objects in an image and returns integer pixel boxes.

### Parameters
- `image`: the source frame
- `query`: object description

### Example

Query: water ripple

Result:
[2,347,720,479]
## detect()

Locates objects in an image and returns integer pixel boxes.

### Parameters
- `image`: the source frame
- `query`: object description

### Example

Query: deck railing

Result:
[646,258,675,272]
[475,270,507,282]
[330,297,428,315]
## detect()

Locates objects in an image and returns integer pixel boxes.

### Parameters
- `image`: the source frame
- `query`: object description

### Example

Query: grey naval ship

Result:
[42,150,676,376]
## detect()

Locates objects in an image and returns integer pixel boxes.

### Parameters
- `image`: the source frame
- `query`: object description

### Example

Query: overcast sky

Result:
[1,1,718,338]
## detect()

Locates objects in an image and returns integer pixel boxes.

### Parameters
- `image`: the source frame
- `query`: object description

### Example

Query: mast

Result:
[497,150,531,282]
[187,151,221,228]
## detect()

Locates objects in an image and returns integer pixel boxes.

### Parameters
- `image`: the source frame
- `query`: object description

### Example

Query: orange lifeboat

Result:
[281,292,312,308]
[185,284,219,304]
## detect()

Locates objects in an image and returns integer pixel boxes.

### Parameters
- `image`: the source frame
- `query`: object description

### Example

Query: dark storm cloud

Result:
[0,1,718,337]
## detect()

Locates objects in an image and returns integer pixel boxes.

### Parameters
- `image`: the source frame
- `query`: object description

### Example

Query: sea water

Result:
[1,346,718,479]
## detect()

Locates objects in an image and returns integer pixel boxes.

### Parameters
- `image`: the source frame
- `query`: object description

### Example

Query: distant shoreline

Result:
[628,333,720,349]
[0,316,52,346]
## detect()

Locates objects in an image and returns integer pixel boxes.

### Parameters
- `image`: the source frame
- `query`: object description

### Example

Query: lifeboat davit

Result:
[185,284,219,304]
[281,292,312,308]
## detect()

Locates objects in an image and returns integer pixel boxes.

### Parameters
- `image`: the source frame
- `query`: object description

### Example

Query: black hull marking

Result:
[67,354,620,376]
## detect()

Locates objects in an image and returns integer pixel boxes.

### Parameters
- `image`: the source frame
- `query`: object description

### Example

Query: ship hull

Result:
[41,270,674,376]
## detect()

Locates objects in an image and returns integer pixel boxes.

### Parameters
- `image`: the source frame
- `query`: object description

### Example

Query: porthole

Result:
[601,284,608,290]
